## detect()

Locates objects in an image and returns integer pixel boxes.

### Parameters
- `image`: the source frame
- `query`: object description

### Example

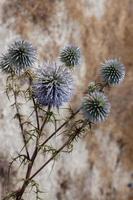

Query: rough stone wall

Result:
[0,0,133,199]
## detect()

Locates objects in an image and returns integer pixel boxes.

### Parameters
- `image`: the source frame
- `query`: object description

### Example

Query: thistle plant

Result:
[0,40,125,200]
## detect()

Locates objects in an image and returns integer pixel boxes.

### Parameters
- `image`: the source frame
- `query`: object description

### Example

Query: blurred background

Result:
[0,0,133,199]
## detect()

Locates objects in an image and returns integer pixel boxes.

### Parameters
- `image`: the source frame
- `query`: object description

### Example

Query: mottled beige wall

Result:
[0,0,133,200]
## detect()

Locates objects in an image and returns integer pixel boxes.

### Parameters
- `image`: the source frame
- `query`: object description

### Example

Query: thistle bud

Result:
[60,45,81,68]
[82,92,111,123]
[100,59,125,86]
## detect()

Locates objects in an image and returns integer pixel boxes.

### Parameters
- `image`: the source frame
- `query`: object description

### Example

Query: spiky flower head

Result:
[82,92,111,123]
[0,40,36,74]
[33,62,74,108]
[60,45,81,68]
[100,59,125,85]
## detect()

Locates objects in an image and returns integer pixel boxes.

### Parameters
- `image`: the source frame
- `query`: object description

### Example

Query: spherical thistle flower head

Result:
[100,59,125,86]
[60,45,81,68]
[33,62,74,108]
[0,40,37,74]
[82,92,111,123]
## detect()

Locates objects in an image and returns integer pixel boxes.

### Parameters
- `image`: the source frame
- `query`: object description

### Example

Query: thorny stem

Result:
[29,107,81,174]
[40,107,81,147]
[29,120,88,180]
[31,104,51,164]
[14,107,81,199]
[40,105,51,133]
[13,89,30,161]
[32,96,40,132]
[15,104,51,199]
[16,118,86,200]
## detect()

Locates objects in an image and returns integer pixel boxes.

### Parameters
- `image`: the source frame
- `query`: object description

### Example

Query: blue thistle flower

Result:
[60,45,81,68]
[82,92,111,123]
[33,62,74,108]
[0,40,37,74]
[100,59,125,85]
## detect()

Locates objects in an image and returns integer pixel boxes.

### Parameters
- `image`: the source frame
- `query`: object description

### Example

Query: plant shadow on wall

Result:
[0,153,16,199]
[0,38,126,200]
